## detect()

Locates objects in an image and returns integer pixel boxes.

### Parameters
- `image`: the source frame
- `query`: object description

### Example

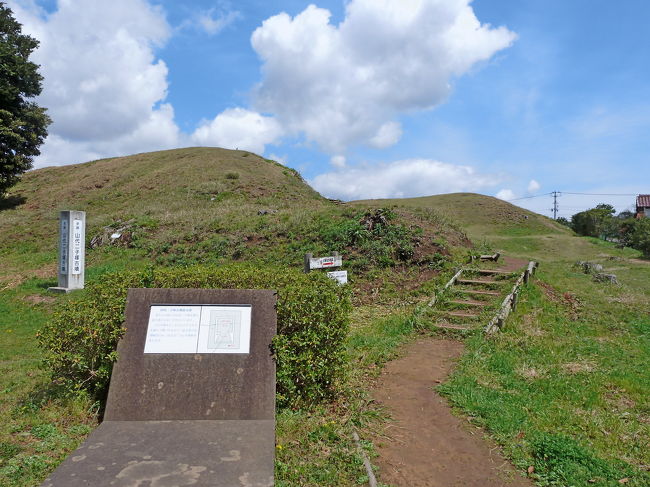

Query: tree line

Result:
[557,204,650,257]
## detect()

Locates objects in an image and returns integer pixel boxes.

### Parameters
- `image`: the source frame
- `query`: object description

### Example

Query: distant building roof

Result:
[637,195,650,208]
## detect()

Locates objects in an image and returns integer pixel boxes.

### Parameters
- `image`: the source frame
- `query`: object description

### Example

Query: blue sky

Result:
[9,0,650,218]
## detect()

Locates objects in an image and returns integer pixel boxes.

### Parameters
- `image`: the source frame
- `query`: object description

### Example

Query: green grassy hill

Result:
[0,148,327,283]
[353,192,567,237]
[1,147,471,288]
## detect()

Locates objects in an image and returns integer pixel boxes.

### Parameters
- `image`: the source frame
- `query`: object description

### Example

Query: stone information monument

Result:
[41,288,277,487]
[49,210,85,293]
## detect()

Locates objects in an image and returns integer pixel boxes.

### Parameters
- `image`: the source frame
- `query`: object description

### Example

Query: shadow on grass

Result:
[38,280,58,290]
[0,194,26,211]
[14,378,107,420]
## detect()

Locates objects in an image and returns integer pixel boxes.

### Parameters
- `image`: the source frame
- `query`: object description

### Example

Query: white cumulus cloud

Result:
[251,0,516,153]
[181,6,241,36]
[8,0,180,167]
[330,155,347,168]
[310,158,499,200]
[191,108,284,154]
[496,189,516,201]
[527,179,541,193]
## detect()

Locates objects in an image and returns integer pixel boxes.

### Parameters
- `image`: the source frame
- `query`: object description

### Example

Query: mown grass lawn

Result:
[0,280,99,487]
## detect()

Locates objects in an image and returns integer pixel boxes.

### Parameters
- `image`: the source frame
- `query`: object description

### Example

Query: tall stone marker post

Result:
[49,210,85,293]
[41,288,277,487]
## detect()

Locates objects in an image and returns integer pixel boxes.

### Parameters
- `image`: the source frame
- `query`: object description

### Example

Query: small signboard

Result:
[327,270,348,285]
[143,304,252,354]
[309,255,343,270]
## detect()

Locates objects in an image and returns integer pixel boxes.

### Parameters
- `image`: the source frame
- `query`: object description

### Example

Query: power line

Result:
[507,190,639,220]
[562,192,637,196]
[508,192,552,201]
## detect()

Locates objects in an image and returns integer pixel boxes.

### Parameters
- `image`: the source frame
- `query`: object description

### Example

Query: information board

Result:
[143,305,252,354]
[327,270,348,285]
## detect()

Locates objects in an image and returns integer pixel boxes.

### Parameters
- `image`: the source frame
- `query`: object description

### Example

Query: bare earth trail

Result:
[372,339,533,487]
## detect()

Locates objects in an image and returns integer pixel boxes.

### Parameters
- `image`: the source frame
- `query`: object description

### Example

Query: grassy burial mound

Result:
[1,148,468,285]
[354,192,563,232]
[0,147,326,282]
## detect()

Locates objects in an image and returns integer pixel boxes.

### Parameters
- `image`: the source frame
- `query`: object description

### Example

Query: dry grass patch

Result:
[561,361,597,374]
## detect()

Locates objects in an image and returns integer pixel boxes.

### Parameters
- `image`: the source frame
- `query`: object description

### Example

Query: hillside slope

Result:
[0,148,470,287]
[353,192,567,237]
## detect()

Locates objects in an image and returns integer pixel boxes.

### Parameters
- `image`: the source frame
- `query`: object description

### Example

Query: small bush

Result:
[38,264,351,408]
[224,171,239,180]
[315,208,421,268]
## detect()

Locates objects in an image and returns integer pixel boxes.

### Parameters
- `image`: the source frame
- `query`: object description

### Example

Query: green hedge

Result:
[38,264,351,408]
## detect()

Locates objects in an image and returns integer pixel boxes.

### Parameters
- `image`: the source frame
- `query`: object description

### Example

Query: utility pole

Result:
[551,191,560,220]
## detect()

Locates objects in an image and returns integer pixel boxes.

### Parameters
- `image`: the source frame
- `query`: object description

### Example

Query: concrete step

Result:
[457,289,501,296]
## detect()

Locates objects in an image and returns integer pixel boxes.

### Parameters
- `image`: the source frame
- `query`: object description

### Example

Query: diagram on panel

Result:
[208,310,241,350]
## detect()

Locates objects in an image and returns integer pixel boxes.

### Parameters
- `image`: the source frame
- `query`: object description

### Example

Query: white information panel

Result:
[143,305,252,354]
[327,270,348,285]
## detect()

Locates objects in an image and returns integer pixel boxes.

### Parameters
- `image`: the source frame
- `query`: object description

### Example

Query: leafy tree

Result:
[556,217,571,227]
[571,204,616,239]
[616,210,635,220]
[0,4,50,196]
[620,218,650,258]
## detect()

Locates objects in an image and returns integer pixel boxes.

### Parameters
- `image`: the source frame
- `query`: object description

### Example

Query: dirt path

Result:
[492,255,529,272]
[372,338,533,487]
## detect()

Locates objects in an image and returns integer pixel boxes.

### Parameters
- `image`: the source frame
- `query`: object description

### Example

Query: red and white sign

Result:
[309,255,343,270]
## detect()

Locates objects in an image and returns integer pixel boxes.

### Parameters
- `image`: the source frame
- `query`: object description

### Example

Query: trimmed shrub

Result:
[38,264,351,408]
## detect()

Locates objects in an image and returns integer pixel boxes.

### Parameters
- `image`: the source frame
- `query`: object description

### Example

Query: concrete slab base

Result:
[47,287,74,294]
[40,420,275,487]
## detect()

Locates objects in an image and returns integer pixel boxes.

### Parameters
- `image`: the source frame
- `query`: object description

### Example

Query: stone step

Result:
[456,289,501,296]
[449,299,488,307]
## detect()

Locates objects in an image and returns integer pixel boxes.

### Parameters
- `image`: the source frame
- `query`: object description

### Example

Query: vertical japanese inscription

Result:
[59,218,68,274]
[72,219,83,275]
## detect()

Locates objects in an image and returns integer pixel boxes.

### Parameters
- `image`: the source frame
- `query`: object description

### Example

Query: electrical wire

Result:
[562,192,637,196]
[508,192,552,201]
